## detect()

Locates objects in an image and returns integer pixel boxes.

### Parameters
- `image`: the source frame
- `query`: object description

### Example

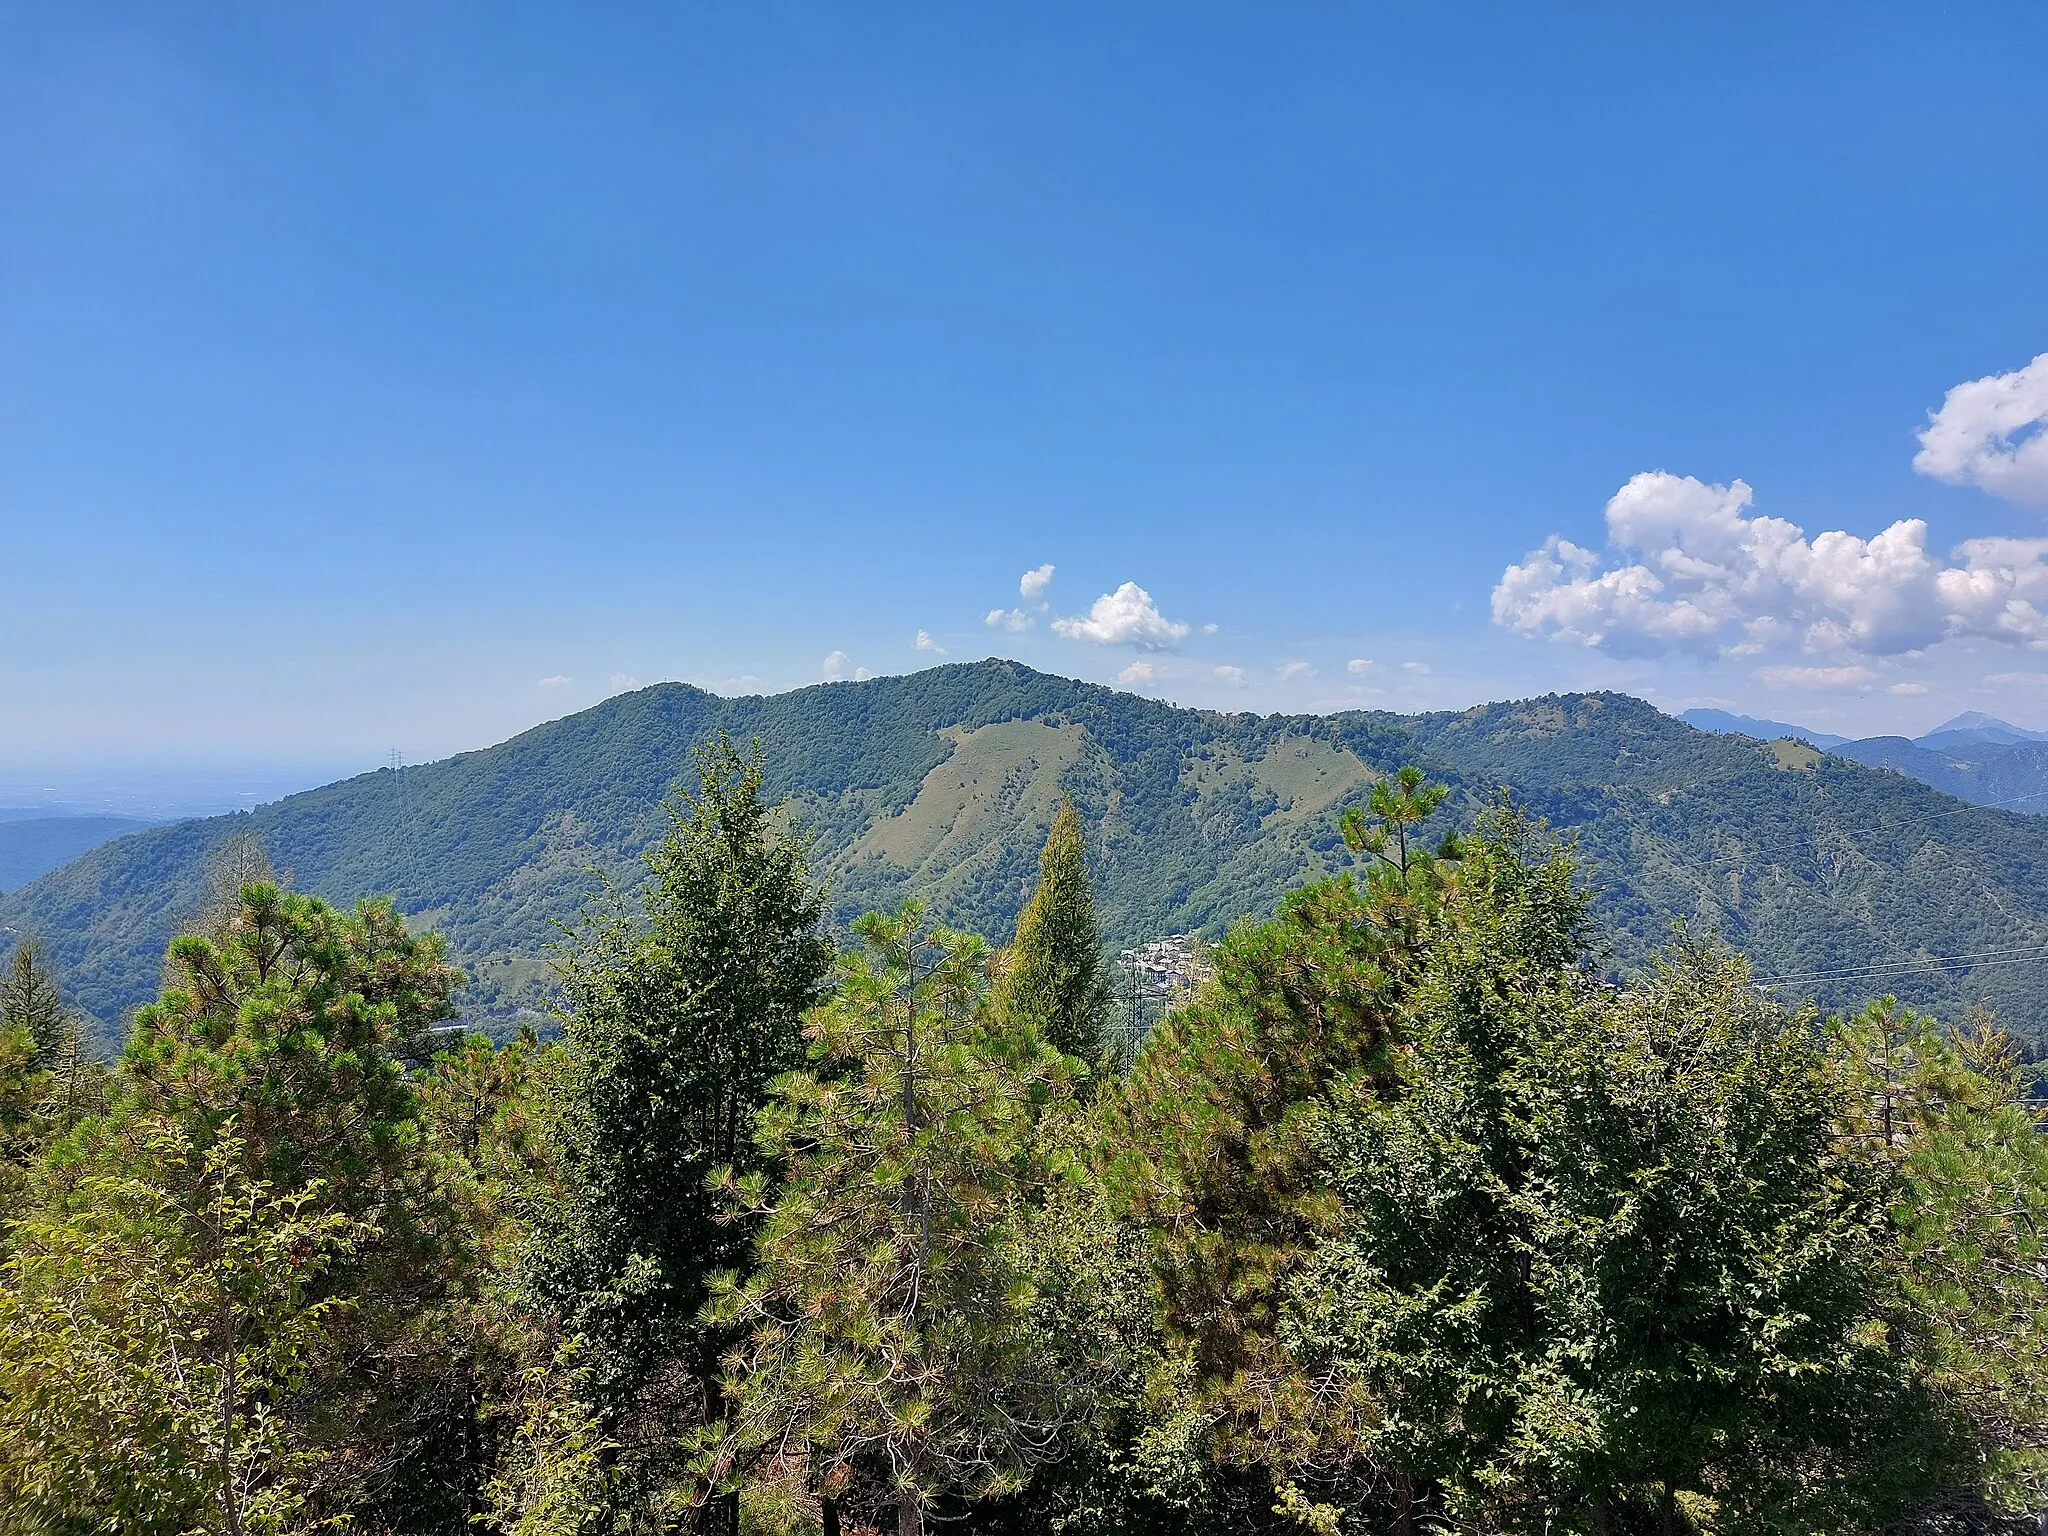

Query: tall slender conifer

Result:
[993,799,1111,1065]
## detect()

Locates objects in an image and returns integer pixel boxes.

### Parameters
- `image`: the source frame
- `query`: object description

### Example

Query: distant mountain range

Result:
[0,815,155,894]
[1681,707,2048,817]
[13,662,2048,1055]
[1678,709,1852,750]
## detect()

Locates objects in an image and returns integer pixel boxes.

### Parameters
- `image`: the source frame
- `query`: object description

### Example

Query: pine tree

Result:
[993,799,1111,1066]
[1099,774,1468,1483]
[703,903,1079,1536]
[530,732,835,1513]
[107,881,470,1526]
[1834,999,2048,1510]
[0,939,73,1073]
[121,882,460,1216]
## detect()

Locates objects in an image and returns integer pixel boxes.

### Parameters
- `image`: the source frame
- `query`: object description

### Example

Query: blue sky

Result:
[4,3,2047,789]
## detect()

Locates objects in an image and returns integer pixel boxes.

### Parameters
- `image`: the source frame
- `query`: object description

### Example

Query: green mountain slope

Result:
[0,815,154,892]
[8,661,2048,1052]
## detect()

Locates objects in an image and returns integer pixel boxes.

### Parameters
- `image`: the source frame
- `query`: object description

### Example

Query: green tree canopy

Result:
[0,1118,368,1535]
[1286,817,1935,1535]
[705,903,1079,1536]
[92,882,471,1526]
[1098,773,1473,1475]
[1834,999,2048,1511]
[119,882,460,1217]
[527,732,835,1517]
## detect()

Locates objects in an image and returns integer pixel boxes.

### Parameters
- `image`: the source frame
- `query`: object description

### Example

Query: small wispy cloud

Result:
[1402,661,1430,675]
[1276,661,1314,681]
[914,630,947,656]
[988,563,1057,632]
[609,674,642,693]
[538,675,572,689]
[1756,664,1876,690]
[1347,658,1376,675]
[1118,661,1155,686]
[1888,681,1930,696]
[1214,665,1248,687]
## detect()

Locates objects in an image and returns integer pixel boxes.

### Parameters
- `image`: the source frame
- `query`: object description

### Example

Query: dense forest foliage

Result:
[3,735,2046,1535]
[11,663,2048,1057]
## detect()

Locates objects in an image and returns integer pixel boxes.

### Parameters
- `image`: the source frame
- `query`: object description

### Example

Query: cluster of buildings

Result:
[1114,932,1212,1005]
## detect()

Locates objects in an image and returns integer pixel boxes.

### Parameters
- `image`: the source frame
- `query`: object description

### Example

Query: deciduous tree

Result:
[1290,822,1930,1535]
[0,1119,367,1535]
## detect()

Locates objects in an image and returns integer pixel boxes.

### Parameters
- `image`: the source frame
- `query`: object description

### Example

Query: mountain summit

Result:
[1917,712,2048,750]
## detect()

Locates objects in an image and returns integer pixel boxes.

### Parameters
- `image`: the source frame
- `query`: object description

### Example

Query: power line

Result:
[1754,942,2048,989]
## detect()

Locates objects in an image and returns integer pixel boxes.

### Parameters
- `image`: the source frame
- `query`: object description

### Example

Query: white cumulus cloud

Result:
[914,630,946,656]
[538,675,571,689]
[1889,681,1931,695]
[1346,658,1376,675]
[1492,471,2048,660]
[987,563,1058,632]
[822,651,850,682]
[608,674,641,693]
[1276,661,1314,681]
[1214,665,1248,686]
[1913,353,2048,508]
[1118,661,1155,686]
[1052,582,1191,650]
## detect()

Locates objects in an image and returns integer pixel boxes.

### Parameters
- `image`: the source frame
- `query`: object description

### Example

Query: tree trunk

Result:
[1395,1472,1416,1536]
[695,1489,741,1536]
[821,1497,841,1536]
[898,1490,923,1536]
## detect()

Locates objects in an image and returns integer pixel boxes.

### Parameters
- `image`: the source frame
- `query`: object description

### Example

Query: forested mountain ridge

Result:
[10,659,2048,1052]
[0,815,154,892]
